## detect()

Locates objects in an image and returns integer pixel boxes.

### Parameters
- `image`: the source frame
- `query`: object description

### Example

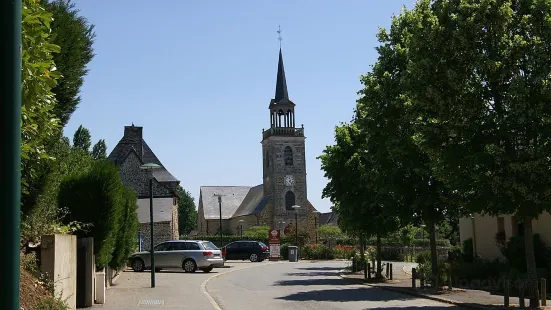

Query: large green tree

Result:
[40,0,95,126]
[177,186,197,235]
[73,124,91,151]
[92,139,107,159]
[399,0,551,305]
[21,0,62,200]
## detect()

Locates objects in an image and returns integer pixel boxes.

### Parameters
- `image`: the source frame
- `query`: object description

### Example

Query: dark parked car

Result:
[222,241,269,262]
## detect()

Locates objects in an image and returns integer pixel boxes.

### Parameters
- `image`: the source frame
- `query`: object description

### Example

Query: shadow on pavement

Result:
[359,307,464,310]
[296,266,343,271]
[275,278,351,286]
[276,287,417,302]
[284,272,338,277]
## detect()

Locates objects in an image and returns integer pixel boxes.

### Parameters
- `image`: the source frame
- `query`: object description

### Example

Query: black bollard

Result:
[390,263,393,280]
[519,282,525,309]
[367,263,372,280]
[412,268,417,288]
[504,277,509,308]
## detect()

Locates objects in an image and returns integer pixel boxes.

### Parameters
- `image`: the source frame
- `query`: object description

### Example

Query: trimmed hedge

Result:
[184,235,451,248]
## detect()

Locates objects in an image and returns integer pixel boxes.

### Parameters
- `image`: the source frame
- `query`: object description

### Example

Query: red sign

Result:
[268,229,280,244]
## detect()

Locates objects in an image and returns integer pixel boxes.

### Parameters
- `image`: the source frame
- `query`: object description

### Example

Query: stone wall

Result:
[139,221,173,250]
[118,151,173,198]
[171,203,179,239]
[41,234,77,309]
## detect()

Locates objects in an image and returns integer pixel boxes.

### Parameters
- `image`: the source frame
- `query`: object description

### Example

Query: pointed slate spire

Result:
[274,48,289,102]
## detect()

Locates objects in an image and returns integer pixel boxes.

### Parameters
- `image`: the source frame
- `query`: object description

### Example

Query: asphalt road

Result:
[207,261,467,310]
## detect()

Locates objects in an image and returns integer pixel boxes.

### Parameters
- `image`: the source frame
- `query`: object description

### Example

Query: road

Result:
[206,261,466,310]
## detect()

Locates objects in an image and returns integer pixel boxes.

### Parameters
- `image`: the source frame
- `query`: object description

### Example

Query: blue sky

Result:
[66,0,415,213]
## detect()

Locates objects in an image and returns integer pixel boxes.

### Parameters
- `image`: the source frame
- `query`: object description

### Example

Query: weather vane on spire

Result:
[277,25,283,47]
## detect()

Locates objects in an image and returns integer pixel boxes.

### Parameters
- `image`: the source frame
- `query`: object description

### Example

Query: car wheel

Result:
[249,253,259,262]
[182,259,197,273]
[201,267,214,273]
[131,258,145,272]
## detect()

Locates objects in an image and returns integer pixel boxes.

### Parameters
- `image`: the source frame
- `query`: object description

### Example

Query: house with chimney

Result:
[108,124,180,249]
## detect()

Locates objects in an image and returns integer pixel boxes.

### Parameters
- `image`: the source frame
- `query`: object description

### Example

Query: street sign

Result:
[268,229,281,261]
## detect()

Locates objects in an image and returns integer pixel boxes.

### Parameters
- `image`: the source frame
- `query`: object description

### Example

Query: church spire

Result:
[274,48,289,102]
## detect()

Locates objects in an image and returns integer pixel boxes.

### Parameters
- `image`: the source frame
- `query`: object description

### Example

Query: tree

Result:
[21,0,62,199]
[319,123,400,278]
[177,186,197,235]
[39,0,95,127]
[73,124,91,151]
[92,139,107,159]
[244,226,270,239]
[58,160,125,268]
[400,0,551,305]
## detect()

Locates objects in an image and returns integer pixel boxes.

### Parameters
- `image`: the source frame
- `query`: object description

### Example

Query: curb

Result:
[338,272,494,310]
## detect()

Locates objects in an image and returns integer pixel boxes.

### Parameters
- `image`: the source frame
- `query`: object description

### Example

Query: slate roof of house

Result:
[199,186,253,220]
[142,140,178,183]
[137,198,173,223]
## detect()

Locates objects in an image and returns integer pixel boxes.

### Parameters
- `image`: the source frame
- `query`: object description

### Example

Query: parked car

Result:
[128,240,224,273]
[221,241,269,262]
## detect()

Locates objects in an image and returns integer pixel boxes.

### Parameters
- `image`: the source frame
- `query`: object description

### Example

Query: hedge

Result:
[182,234,451,248]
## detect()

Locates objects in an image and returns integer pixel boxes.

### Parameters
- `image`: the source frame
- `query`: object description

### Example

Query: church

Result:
[196,48,319,238]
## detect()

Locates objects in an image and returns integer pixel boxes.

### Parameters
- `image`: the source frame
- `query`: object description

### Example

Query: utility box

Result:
[288,246,298,262]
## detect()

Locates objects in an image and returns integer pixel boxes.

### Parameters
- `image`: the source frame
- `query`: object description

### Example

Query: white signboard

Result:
[269,244,280,258]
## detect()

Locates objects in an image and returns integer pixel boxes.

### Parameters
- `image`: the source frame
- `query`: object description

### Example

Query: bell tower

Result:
[261,47,308,229]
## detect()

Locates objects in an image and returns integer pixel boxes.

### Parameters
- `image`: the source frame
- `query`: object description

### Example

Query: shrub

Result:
[418,260,448,287]
[333,244,355,259]
[280,244,290,260]
[109,188,139,269]
[35,296,68,310]
[500,233,550,272]
[461,238,474,262]
[416,250,432,264]
[58,160,125,268]
[21,252,39,275]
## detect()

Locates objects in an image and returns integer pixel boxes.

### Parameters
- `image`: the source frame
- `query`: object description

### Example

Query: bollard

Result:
[390,263,393,280]
[542,278,547,306]
[367,263,372,280]
[412,268,417,288]
[447,268,452,290]
[519,282,525,309]
[504,277,510,308]
[420,274,425,289]
[386,263,390,278]
[363,260,367,281]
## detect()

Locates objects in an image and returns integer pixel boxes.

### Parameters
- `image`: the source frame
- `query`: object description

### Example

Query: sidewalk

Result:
[340,261,550,310]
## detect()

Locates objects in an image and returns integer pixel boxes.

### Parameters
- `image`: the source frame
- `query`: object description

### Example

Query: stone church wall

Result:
[118,151,172,198]
[172,203,179,239]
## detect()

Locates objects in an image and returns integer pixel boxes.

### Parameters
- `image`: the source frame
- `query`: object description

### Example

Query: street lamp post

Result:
[313,211,320,244]
[140,163,161,288]
[214,193,232,247]
[291,205,301,246]
[239,220,244,239]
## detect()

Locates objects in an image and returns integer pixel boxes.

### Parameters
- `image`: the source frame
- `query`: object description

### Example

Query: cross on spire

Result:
[277,25,282,47]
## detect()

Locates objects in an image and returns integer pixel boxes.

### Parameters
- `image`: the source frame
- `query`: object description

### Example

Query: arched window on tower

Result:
[285,191,296,210]
[284,146,293,166]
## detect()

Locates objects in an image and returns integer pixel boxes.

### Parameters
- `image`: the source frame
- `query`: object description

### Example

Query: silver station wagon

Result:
[129,240,224,273]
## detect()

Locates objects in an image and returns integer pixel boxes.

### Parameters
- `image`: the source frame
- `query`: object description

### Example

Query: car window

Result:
[154,243,169,251]
[172,242,187,251]
[247,242,257,248]
[259,242,267,248]
[239,242,250,248]
[202,242,218,250]
[226,243,237,249]
[186,242,200,250]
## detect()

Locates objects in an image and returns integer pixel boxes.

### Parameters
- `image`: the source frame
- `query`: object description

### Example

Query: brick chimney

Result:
[120,124,144,160]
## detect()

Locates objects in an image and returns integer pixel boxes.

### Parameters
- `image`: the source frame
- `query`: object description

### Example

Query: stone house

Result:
[108,124,180,250]
[196,48,319,240]
[459,212,551,260]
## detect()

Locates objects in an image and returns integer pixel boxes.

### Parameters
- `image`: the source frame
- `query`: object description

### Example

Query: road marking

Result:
[138,299,164,306]
[201,262,279,310]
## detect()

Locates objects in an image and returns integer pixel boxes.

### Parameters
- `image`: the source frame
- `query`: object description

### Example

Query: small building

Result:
[459,212,551,260]
[108,124,180,249]
[196,47,320,238]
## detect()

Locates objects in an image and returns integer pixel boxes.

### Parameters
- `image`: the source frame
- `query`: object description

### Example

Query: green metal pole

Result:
[1,1,22,309]
[149,178,155,288]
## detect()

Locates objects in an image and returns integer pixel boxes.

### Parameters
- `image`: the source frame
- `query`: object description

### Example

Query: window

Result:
[226,243,238,249]
[154,243,170,251]
[186,242,201,250]
[172,242,187,251]
[284,146,293,166]
[285,191,296,210]
[202,242,219,250]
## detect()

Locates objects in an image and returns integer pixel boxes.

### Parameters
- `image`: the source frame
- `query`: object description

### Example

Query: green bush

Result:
[418,259,449,287]
[36,296,68,310]
[301,244,334,260]
[500,233,550,272]
[461,238,474,262]
[58,160,125,269]
[280,244,290,260]
[109,188,139,269]
[415,251,432,264]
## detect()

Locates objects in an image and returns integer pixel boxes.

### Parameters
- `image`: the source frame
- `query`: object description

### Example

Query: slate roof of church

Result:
[320,212,339,226]
[232,185,270,217]
[199,186,253,220]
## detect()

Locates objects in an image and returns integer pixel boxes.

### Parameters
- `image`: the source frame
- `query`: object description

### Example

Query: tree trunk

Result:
[376,234,382,278]
[429,221,439,288]
[523,216,540,308]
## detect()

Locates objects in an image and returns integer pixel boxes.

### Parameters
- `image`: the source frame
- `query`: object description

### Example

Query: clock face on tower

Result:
[284,175,295,186]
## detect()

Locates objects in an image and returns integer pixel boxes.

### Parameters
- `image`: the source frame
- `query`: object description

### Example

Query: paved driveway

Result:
[206,261,468,310]
[95,261,263,310]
